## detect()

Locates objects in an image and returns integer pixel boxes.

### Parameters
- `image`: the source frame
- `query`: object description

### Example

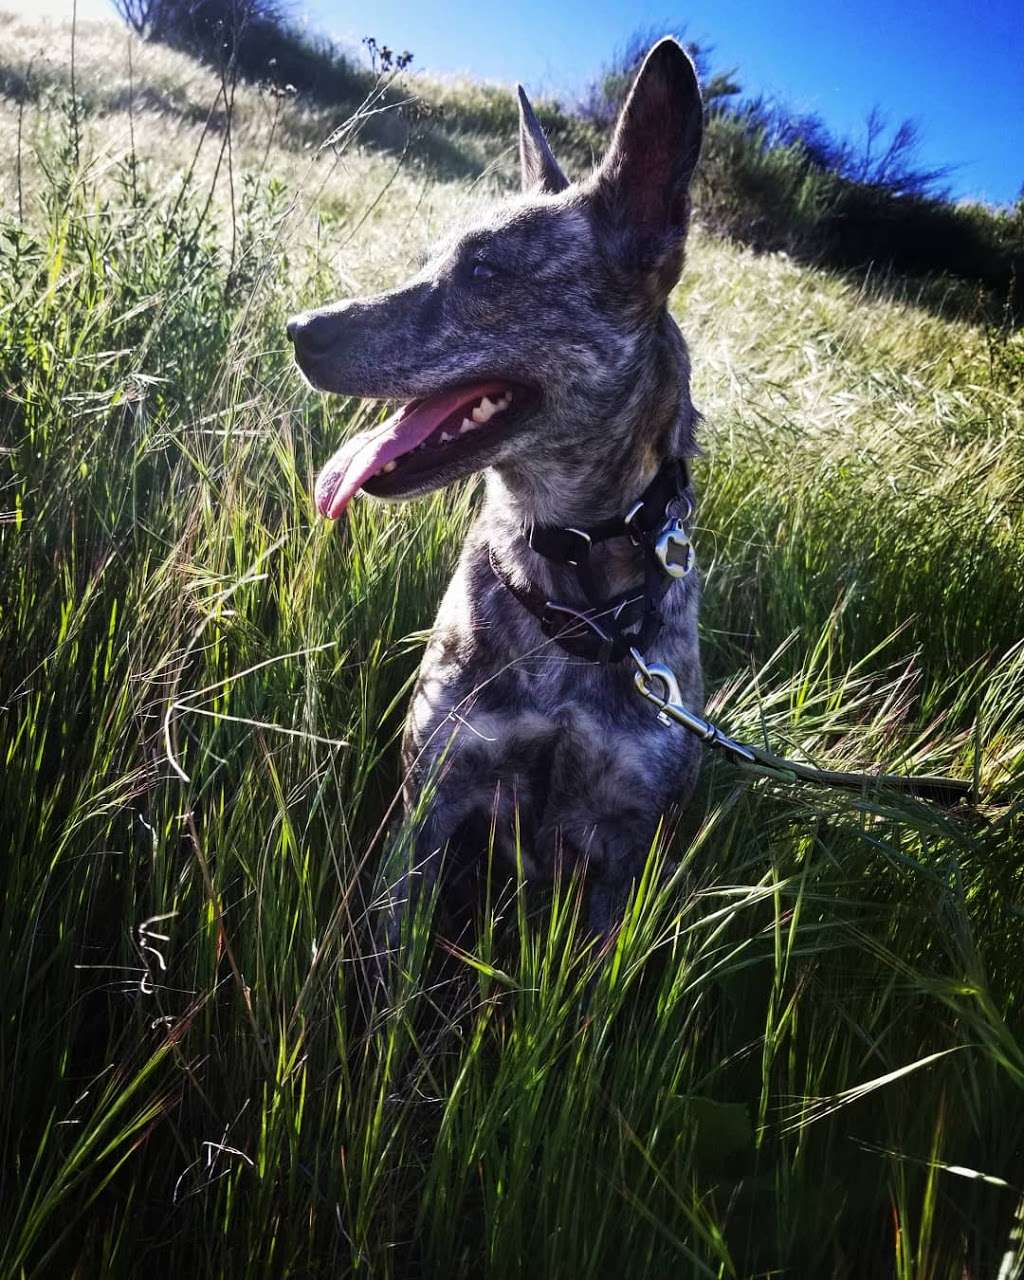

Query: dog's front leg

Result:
[538,715,698,938]
[580,813,666,936]
[372,806,445,980]
[372,740,495,987]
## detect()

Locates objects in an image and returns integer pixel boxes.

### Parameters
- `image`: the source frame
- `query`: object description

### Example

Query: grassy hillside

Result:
[1,15,1022,1278]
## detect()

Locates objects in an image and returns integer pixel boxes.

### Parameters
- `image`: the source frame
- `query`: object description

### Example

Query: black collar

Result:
[488,458,694,664]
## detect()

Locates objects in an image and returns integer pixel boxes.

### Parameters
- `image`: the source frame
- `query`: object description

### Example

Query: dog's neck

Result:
[480,317,694,602]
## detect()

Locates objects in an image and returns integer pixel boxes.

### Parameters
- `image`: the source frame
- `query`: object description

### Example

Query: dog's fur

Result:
[290,40,706,937]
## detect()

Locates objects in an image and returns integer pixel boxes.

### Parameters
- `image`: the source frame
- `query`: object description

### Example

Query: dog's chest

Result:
[408,661,648,784]
[405,639,693,872]
[400,524,702,871]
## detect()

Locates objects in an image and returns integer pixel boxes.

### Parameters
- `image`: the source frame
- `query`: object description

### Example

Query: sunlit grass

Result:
[0,19,1022,1279]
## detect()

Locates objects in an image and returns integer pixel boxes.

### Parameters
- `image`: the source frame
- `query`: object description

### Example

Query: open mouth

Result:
[314,379,539,519]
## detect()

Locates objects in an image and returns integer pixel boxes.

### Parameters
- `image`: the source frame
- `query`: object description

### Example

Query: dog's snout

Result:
[286,309,342,358]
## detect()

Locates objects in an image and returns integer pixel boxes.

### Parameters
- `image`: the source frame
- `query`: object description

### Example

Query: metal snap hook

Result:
[631,656,685,725]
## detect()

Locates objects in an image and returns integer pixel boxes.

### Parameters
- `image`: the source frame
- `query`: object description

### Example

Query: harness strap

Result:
[487,547,655,662]
[488,458,693,664]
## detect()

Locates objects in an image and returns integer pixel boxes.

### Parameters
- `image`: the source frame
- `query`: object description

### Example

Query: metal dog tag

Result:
[654,519,694,578]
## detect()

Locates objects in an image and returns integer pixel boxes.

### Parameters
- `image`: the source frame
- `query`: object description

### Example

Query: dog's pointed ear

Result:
[592,38,703,254]
[517,85,569,194]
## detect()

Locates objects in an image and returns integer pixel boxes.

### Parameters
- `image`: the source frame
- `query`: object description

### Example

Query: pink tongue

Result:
[314,381,509,520]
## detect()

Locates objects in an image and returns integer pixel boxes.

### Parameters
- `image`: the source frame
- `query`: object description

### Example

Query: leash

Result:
[488,459,974,809]
[630,648,973,808]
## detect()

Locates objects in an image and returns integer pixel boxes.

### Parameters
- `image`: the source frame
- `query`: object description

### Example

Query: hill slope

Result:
[1,17,1022,1279]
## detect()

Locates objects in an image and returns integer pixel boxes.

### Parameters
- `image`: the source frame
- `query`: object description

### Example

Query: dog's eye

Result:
[470,259,498,282]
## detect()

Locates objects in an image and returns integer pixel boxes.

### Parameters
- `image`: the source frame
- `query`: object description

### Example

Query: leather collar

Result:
[488,458,693,664]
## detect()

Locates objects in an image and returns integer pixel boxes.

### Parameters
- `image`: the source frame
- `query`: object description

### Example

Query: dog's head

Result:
[290,38,703,522]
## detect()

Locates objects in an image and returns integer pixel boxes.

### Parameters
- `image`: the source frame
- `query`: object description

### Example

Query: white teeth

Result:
[471,391,514,424]
[382,461,397,473]
[472,397,497,424]
[460,417,478,433]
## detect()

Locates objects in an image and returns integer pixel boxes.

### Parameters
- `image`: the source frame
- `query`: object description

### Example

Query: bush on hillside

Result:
[697,109,1022,314]
[695,111,839,254]
[738,98,951,199]
[823,183,1023,292]
[576,26,741,129]
[114,0,368,103]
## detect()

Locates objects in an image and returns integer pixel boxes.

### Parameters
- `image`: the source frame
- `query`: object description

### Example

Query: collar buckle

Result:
[561,527,592,567]
[503,459,693,663]
[623,498,646,546]
[525,523,592,566]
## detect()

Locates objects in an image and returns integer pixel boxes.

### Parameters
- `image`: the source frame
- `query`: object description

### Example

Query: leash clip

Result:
[631,651,756,764]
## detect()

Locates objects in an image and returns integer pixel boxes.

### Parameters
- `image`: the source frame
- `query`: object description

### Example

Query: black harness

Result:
[484,459,975,807]
[488,458,695,664]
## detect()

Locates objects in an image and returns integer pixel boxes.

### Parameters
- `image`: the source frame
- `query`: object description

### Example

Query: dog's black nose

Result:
[286,310,341,358]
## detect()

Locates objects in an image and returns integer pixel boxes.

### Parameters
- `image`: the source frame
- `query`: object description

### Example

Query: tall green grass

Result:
[1,25,1022,1279]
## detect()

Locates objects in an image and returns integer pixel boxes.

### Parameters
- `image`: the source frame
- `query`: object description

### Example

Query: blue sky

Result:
[310,0,1022,206]
[22,0,1023,204]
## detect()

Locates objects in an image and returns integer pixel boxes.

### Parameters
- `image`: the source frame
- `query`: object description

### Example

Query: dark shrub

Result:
[576,25,740,130]
[118,0,368,104]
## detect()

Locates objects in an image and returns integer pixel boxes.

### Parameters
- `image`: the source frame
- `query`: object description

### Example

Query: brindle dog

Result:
[288,39,705,939]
